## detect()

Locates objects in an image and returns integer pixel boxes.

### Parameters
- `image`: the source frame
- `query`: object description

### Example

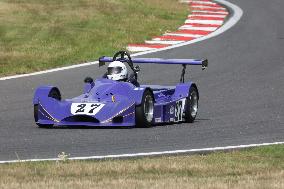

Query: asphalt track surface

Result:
[0,0,283,161]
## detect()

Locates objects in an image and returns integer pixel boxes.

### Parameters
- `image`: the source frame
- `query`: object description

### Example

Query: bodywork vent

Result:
[62,115,100,123]
[113,116,123,123]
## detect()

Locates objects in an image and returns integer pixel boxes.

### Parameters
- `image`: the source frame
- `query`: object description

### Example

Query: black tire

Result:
[34,105,53,128]
[184,86,199,123]
[136,90,154,128]
[34,104,39,122]
[33,87,60,128]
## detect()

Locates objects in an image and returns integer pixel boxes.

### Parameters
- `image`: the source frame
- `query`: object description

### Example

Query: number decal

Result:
[88,104,101,114]
[174,99,186,122]
[75,104,86,113]
[71,103,105,115]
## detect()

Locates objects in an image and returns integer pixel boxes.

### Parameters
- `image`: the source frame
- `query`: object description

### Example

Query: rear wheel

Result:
[184,86,198,123]
[136,90,154,128]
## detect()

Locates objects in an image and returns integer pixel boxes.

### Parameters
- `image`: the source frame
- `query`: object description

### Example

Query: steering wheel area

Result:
[112,51,140,74]
[113,51,133,69]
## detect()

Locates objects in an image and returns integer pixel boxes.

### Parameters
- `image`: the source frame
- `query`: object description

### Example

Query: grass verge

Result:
[0,145,283,189]
[0,0,188,77]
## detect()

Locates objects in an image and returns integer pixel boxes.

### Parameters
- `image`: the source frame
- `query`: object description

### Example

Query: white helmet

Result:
[107,61,128,81]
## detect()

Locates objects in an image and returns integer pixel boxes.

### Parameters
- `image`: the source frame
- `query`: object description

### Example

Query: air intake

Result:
[113,116,123,123]
[63,115,100,123]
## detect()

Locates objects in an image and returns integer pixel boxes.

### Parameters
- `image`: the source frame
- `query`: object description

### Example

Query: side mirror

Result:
[84,77,95,93]
[84,77,93,83]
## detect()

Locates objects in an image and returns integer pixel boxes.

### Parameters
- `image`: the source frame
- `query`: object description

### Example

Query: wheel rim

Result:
[189,90,198,117]
[144,95,154,122]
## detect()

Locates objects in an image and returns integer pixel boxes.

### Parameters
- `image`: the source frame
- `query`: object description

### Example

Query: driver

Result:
[104,61,140,87]
[106,61,128,81]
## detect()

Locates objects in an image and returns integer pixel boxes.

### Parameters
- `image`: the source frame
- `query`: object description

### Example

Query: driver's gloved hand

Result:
[128,77,140,87]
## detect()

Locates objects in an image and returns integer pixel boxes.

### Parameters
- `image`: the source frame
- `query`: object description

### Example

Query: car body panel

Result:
[34,78,196,127]
[34,51,206,127]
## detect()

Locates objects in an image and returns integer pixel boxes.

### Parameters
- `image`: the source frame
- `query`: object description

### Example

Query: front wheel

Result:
[136,90,154,128]
[184,86,199,123]
[34,105,53,128]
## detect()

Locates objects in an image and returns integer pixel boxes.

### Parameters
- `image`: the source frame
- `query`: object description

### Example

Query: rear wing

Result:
[99,57,208,70]
[99,51,208,83]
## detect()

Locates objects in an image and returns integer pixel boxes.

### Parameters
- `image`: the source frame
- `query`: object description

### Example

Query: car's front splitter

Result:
[53,121,135,127]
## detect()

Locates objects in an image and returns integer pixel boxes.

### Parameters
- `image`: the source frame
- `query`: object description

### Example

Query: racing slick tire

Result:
[34,105,53,128]
[184,86,199,123]
[136,90,154,128]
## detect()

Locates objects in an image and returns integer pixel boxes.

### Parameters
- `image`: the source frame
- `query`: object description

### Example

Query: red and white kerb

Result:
[127,0,228,52]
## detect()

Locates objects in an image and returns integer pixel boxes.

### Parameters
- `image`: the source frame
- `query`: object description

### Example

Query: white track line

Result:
[0,0,243,82]
[126,46,158,52]
[0,142,283,164]
[0,61,99,81]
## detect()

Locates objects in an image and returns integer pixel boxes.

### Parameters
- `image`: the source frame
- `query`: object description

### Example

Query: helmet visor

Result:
[108,67,122,75]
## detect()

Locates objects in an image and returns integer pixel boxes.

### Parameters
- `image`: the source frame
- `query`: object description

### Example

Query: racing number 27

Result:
[75,103,102,114]
[75,104,86,113]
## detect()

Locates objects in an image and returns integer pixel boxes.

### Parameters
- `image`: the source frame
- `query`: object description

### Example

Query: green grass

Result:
[0,0,188,76]
[0,145,284,189]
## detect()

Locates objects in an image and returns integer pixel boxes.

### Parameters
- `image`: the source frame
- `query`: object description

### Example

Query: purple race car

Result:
[33,51,207,128]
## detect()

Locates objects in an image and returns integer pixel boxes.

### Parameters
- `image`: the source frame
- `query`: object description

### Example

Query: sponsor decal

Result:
[158,93,165,98]
[174,99,186,122]
[155,117,162,123]
[111,95,116,102]
[134,88,144,90]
